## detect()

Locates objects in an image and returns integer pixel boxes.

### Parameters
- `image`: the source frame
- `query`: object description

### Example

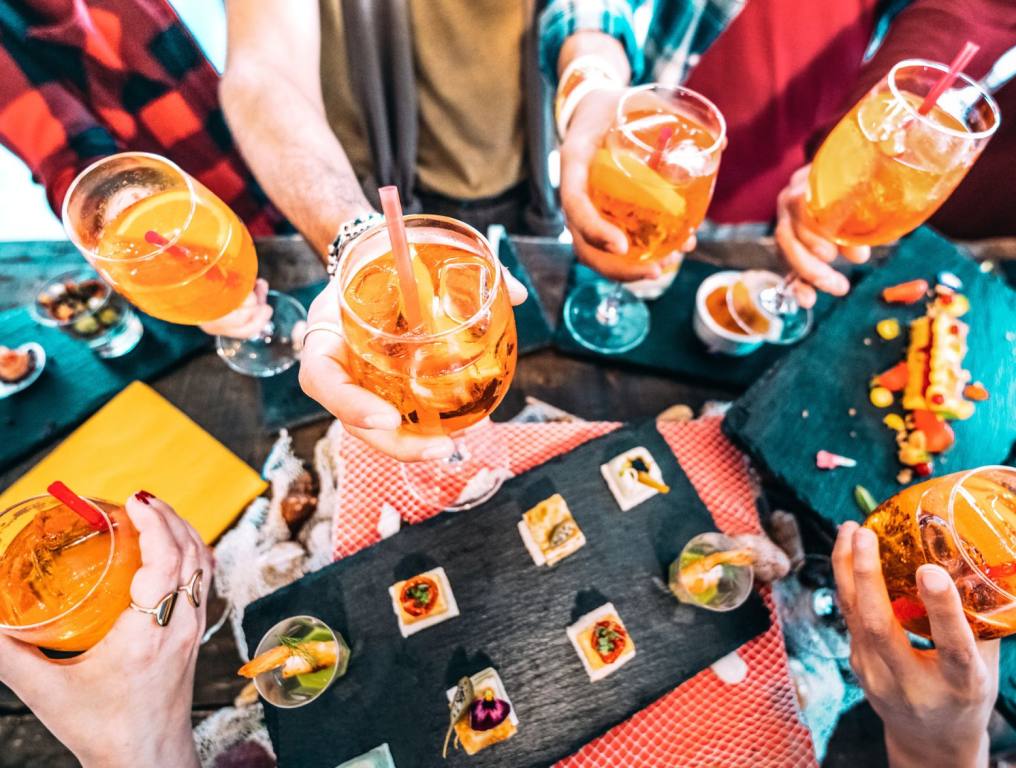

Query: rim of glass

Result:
[336,214,503,342]
[616,83,727,158]
[888,59,1001,141]
[0,494,117,632]
[28,268,117,328]
[253,614,340,708]
[946,464,1016,602]
[62,151,198,264]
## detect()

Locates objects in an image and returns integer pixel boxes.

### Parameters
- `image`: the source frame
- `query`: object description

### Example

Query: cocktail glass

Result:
[336,215,517,510]
[563,83,725,354]
[865,465,1016,640]
[250,615,349,708]
[669,532,754,612]
[806,59,999,246]
[62,152,305,377]
[0,494,141,651]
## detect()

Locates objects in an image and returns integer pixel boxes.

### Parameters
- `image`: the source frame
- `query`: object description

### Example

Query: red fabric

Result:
[332,417,817,768]
[0,0,286,235]
[686,0,879,224]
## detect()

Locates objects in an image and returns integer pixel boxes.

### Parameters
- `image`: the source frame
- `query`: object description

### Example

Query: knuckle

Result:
[860,616,892,644]
[939,645,975,670]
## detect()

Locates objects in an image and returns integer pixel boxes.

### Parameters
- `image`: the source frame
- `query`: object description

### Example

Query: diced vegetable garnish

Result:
[882,413,905,432]
[874,362,909,392]
[881,279,928,304]
[911,410,955,453]
[869,387,893,408]
[963,382,989,401]
[853,485,877,515]
[876,318,900,340]
[913,461,933,477]
[937,271,962,290]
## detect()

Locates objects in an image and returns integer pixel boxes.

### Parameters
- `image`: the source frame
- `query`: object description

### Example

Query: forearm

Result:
[886,730,989,768]
[220,65,372,259]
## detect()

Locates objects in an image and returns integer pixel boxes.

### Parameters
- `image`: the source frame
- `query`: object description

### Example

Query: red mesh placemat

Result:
[332,417,817,768]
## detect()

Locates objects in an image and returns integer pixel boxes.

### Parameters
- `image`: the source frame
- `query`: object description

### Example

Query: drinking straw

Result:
[47,481,108,531]
[918,41,979,116]
[144,229,190,260]
[378,186,425,330]
[648,125,675,171]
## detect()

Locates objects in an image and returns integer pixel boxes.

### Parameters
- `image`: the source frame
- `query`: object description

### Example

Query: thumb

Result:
[0,633,57,699]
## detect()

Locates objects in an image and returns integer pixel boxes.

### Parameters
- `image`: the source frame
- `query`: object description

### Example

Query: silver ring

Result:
[301,321,344,348]
[178,568,204,608]
[130,590,178,627]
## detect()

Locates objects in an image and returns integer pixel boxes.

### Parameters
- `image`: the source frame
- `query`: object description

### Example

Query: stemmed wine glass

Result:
[63,152,304,377]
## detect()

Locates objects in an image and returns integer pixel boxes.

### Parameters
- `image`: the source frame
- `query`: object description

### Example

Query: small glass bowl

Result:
[251,615,349,708]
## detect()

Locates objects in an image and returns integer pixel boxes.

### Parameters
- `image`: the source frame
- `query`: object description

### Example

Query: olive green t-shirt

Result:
[318,0,528,201]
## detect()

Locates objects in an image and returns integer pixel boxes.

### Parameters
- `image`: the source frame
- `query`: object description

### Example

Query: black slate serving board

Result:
[724,227,1016,530]
[258,233,554,431]
[0,307,207,471]
[243,421,770,768]
[553,258,837,389]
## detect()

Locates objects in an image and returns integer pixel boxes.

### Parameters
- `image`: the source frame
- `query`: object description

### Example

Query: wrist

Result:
[885,730,989,768]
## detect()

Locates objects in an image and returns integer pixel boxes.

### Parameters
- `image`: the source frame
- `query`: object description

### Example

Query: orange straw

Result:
[648,125,675,171]
[47,481,108,532]
[918,41,980,116]
[378,186,424,330]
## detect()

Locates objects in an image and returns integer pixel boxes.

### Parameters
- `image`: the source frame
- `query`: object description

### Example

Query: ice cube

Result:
[667,139,709,177]
[438,262,489,325]
[346,262,400,332]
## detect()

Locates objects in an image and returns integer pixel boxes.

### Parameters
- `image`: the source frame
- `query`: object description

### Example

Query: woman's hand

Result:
[559,88,695,282]
[0,492,211,768]
[298,270,527,462]
[833,522,997,768]
[199,277,274,338]
[775,165,870,308]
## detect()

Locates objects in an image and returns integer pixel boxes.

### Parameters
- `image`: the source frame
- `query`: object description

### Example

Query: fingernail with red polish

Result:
[135,490,155,505]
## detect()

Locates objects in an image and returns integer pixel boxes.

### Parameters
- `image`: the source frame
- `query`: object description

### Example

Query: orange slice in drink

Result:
[591,148,686,219]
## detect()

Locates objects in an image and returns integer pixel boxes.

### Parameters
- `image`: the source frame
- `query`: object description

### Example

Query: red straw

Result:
[918,41,980,116]
[144,229,190,260]
[377,186,424,330]
[47,481,108,532]
[648,125,675,171]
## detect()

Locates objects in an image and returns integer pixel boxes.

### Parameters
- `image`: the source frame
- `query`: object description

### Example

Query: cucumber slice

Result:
[291,666,335,695]
[301,626,334,643]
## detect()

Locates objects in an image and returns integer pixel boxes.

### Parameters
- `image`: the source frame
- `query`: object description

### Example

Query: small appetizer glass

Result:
[30,268,143,358]
[244,615,349,708]
[669,532,755,612]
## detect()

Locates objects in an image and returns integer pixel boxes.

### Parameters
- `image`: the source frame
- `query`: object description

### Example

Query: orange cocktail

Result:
[589,84,724,269]
[63,153,257,325]
[806,60,999,247]
[338,215,517,437]
[864,466,1016,640]
[0,495,141,651]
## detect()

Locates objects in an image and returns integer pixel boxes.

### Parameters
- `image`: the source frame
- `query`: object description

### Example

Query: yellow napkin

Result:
[0,381,266,542]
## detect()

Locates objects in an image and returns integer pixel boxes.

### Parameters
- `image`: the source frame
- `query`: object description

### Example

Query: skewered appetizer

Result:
[869,279,985,477]
[517,493,585,567]
[601,447,670,511]
[443,667,518,757]
[567,603,636,682]
[389,567,460,638]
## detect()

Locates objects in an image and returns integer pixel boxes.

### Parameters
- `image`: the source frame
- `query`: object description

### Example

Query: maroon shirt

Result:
[685,0,1016,237]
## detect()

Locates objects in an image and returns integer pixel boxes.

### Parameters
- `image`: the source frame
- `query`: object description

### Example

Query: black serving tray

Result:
[243,421,770,768]
[724,227,1016,530]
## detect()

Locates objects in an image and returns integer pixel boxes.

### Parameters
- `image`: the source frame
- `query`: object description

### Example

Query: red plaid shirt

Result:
[0,0,287,236]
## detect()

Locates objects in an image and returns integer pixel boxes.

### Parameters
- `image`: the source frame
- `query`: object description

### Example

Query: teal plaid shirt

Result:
[538,0,749,86]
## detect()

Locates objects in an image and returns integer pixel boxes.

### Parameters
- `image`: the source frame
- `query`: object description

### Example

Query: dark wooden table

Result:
[2,236,1013,768]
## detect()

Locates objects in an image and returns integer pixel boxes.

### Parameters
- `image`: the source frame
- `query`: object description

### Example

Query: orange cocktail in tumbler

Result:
[339,215,517,437]
[864,466,1016,640]
[806,59,999,247]
[63,152,257,325]
[0,495,141,651]
[589,87,724,268]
